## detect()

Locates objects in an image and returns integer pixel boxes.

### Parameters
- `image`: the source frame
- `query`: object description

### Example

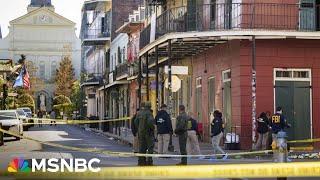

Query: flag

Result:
[13,65,30,90]
[13,69,24,88]
[23,65,30,90]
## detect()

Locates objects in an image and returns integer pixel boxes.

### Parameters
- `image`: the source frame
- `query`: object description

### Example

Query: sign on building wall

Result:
[164,66,188,75]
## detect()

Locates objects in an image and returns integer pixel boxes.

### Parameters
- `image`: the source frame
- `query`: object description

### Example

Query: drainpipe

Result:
[155,45,159,112]
[251,35,257,149]
[168,39,172,116]
[146,53,149,101]
[138,56,142,107]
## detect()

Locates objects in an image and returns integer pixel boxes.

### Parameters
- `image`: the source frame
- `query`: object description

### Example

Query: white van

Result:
[0,110,23,140]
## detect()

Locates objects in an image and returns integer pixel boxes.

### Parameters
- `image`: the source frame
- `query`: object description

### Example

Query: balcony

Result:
[82,29,111,46]
[115,62,128,80]
[140,3,320,50]
[80,73,103,87]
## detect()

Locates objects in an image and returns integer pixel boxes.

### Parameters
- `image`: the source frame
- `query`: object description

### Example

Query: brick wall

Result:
[111,0,142,40]
[191,38,320,149]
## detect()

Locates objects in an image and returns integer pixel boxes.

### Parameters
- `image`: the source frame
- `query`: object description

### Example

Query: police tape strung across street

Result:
[0,127,272,158]
[2,162,320,179]
[22,117,131,125]
[21,116,320,144]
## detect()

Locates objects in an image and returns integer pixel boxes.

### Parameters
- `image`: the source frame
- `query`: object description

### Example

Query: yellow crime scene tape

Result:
[22,117,131,125]
[2,117,320,179]
[2,162,320,179]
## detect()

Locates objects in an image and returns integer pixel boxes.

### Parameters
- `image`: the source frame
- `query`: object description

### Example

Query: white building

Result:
[0,0,81,111]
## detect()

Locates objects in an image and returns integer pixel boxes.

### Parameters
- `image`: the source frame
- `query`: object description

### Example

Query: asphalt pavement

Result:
[0,124,317,180]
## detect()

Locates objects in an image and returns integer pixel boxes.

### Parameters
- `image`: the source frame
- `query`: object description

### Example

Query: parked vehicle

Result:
[0,110,23,140]
[17,108,32,118]
[17,109,29,131]
[17,107,34,128]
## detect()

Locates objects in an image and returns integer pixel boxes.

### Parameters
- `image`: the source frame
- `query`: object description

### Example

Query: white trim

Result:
[196,77,202,88]
[222,69,231,83]
[274,68,311,81]
[208,76,215,80]
[273,68,312,139]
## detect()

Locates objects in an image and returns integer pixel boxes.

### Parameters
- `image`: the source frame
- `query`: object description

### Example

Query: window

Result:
[117,47,121,65]
[222,69,232,132]
[51,61,57,78]
[196,77,202,88]
[208,77,216,115]
[39,61,45,80]
[223,69,231,82]
[275,69,310,80]
[195,77,202,122]
[122,47,126,63]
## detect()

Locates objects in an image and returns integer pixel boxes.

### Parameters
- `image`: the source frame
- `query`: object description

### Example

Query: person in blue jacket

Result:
[271,106,291,142]
[155,104,173,154]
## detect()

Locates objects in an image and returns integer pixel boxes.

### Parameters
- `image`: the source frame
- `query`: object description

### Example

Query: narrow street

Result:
[0,124,274,170]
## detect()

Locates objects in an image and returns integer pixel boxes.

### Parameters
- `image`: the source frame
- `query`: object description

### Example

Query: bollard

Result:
[276,131,288,180]
[0,123,3,146]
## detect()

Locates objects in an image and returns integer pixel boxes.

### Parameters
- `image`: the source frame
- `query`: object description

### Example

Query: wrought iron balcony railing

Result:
[140,3,320,49]
[115,62,128,79]
[83,28,111,39]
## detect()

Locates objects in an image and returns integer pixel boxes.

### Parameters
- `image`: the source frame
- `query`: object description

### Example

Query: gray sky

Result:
[0,0,85,37]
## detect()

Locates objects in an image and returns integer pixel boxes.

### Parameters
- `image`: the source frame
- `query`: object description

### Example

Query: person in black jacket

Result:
[131,108,139,153]
[211,110,227,158]
[255,112,271,150]
[155,104,173,154]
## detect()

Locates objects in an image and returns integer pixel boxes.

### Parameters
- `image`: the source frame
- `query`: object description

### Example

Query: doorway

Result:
[274,68,312,141]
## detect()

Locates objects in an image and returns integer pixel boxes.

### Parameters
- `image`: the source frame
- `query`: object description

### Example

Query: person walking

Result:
[186,116,201,155]
[135,102,155,166]
[255,112,270,150]
[155,104,172,154]
[174,105,189,165]
[210,110,227,159]
[131,108,139,153]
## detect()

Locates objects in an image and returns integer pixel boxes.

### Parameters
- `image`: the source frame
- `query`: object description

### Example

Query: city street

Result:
[0,124,272,170]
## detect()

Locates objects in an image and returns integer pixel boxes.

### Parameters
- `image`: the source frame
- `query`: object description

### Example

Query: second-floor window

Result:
[118,47,122,65]
[122,47,125,63]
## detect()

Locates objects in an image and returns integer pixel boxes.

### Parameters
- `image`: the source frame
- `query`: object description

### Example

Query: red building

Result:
[138,0,320,149]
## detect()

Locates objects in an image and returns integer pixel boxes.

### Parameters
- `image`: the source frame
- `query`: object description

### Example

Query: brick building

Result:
[138,0,320,149]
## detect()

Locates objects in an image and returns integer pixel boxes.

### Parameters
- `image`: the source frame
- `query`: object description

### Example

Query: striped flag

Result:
[13,65,30,90]
[23,65,30,90]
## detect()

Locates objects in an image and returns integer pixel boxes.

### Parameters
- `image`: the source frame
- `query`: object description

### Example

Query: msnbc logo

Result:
[7,158,31,173]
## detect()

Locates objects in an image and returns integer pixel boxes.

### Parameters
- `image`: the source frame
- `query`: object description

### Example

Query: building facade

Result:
[0,0,81,111]
[137,0,320,149]
[80,0,111,122]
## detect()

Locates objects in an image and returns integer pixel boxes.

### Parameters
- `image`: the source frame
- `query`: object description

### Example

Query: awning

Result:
[98,80,128,91]
[116,21,144,34]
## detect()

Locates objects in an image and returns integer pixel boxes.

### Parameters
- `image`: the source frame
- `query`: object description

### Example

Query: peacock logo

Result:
[7,158,31,173]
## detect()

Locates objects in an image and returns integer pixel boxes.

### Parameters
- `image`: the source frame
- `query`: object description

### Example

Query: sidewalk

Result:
[86,125,245,155]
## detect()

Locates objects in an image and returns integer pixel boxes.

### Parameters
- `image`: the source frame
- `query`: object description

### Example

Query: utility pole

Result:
[251,35,257,149]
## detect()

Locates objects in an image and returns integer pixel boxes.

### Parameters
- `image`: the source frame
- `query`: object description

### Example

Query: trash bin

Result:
[224,126,240,150]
